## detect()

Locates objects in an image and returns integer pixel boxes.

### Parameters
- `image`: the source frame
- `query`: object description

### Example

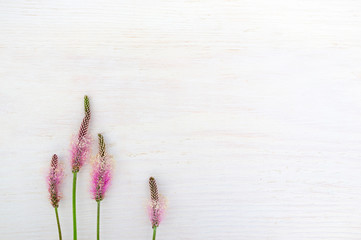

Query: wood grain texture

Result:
[1,0,361,239]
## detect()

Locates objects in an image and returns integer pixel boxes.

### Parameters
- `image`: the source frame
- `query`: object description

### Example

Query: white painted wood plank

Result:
[1,1,361,239]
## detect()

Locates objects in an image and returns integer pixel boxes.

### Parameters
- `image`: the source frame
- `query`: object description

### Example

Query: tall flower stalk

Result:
[70,95,92,240]
[91,134,113,240]
[148,177,166,240]
[47,154,64,240]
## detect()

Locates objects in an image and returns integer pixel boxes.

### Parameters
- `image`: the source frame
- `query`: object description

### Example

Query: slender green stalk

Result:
[55,207,62,240]
[72,172,78,240]
[152,226,157,240]
[97,200,100,240]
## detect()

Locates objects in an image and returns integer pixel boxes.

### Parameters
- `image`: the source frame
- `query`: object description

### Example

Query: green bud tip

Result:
[84,95,90,114]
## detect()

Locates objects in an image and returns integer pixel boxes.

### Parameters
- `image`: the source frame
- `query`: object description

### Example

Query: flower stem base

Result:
[72,172,78,240]
[152,226,157,240]
[55,207,62,240]
[97,200,100,240]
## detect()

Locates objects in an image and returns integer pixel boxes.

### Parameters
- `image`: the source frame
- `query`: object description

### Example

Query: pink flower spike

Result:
[90,134,113,201]
[148,177,167,228]
[48,154,64,208]
[71,95,92,172]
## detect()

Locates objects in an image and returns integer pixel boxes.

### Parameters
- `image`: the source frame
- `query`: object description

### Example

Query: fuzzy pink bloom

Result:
[48,154,64,208]
[148,177,166,227]
[71,96,92,172]
[71,134,92,172]
[148,196,167,227]
[90,134,113,201]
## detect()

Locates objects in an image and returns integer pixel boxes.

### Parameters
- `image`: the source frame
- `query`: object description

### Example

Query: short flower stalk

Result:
[91,134,113,240]
[47,154,64,240]
[148,177,166,240]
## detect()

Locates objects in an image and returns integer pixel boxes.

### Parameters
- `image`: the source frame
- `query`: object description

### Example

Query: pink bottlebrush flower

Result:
[148,177,167,228]
[71,95,92,172]
[90,134,113,201]
[48,154,64,208]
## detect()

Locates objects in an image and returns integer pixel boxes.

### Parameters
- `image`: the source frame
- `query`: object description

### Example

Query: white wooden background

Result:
[1,0,361,239]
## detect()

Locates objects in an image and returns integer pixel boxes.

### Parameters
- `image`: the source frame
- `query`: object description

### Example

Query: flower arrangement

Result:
[46,95,167,240]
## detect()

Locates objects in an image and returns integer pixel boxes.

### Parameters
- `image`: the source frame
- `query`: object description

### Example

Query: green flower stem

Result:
[152,226,157,240]
[72,172,78,240]
[97,200,100,240]
[54,207,62,240]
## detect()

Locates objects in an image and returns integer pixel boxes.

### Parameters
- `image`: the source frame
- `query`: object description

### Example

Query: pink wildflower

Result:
[148,177,166,228]
[48,154,64,208]
[71,95,91,172]
[90,134,113,201]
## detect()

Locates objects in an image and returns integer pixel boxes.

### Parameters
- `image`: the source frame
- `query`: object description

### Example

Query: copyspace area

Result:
[1,1,361,239]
